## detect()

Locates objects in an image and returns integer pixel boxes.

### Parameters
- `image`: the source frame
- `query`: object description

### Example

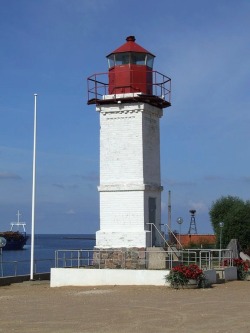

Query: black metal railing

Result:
[87,70,171,107]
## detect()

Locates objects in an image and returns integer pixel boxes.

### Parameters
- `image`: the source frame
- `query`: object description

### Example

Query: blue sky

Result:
[0,0,249,234]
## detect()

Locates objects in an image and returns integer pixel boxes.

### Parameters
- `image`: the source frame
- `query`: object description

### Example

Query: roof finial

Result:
[126,36,135,42]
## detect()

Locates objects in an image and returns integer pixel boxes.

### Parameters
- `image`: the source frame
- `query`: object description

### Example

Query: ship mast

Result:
[10,210,26,233]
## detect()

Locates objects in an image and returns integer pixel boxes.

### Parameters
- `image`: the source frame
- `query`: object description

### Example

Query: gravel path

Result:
[0,280,249,333]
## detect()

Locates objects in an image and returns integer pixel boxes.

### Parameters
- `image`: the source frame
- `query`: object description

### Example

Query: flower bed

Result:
[165,264,206,289]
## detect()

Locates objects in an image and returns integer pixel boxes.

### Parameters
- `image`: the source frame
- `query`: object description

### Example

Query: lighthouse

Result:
[87,36,171,250]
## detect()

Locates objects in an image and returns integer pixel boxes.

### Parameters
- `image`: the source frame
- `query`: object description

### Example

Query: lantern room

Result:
[107,36,155,95]
[87,36,171,109]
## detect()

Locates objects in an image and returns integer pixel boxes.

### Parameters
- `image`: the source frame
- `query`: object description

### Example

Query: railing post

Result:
[55,250,58,268]
[78,251,80,268]
[14,261,17,276]
[170,251,173,269]
[63,253,66,268]
[0,249,3,277]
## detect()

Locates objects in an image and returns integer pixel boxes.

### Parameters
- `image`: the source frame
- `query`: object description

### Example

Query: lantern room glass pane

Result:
[107,54,115,68]
[131,52,146,65]
[146,54,154,68]
[115,52,130,65]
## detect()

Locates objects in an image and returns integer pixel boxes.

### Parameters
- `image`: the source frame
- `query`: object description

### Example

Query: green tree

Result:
[209,195,250,250]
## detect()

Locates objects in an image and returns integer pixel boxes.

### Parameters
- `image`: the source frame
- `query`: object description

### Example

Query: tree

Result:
[209,195,250,250]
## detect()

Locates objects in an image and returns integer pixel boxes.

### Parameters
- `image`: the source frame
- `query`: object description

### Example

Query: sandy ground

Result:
[0,280,249,333]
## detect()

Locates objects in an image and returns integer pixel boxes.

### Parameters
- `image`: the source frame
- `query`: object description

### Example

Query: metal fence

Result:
[55,250,94,269]
[0,258,54,277]
[0,248,234,277]
[55,248,233,270]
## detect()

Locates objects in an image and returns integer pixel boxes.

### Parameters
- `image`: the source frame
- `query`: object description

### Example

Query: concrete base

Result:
[216,266,237,283]
[93,247,147,269]
[51,268,169,287]
[204,269,217,284]
[147,247,167,269]
[50,268,220,288]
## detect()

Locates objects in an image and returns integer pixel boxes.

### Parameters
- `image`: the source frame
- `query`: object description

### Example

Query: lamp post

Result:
[219,221,224,266]
[177,217,183,249]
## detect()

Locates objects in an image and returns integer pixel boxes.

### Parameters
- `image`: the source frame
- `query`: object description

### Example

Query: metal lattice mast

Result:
[188,209,197,234]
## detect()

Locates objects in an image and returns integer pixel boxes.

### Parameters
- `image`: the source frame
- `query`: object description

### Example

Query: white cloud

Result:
[65,209,76,215]
[0,172,21,180]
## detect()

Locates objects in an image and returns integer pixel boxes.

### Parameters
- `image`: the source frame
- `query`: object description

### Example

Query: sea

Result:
[0,234,96,277]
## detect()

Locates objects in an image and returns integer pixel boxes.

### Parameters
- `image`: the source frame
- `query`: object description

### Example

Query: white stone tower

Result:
[87,36,171,249]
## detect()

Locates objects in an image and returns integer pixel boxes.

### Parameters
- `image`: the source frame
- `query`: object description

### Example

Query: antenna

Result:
[168,190,171,240]
[188,209,197,234]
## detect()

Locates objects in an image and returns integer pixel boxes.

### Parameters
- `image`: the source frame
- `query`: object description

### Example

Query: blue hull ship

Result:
[0,211,29,251]
[0,232,29,251]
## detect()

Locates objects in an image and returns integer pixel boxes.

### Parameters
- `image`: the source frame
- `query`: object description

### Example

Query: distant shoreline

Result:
[63,236,96,240]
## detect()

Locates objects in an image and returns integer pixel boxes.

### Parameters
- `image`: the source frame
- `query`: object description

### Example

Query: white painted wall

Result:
[142,110,161,184]
[99,191,144,231]
[96,230,149,248]
[51,268,169,287]
[99,105,143,184]
[50,268,221,287]
[96,101,164,248]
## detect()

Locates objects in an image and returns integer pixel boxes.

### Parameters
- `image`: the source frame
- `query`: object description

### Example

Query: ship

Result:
[0,210,29,251]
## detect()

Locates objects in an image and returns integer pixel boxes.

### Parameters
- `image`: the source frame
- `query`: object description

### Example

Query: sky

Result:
[0,0,250,235]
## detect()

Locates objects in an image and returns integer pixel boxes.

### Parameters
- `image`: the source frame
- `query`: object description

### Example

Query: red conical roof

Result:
[107,36,155,57]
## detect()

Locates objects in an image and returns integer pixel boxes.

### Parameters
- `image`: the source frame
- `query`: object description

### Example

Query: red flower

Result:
[172,264,203,279]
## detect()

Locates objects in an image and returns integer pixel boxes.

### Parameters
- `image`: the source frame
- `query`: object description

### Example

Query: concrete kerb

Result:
[50,268,221,288]
[0,273,50,286]
[51,268,170,287]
